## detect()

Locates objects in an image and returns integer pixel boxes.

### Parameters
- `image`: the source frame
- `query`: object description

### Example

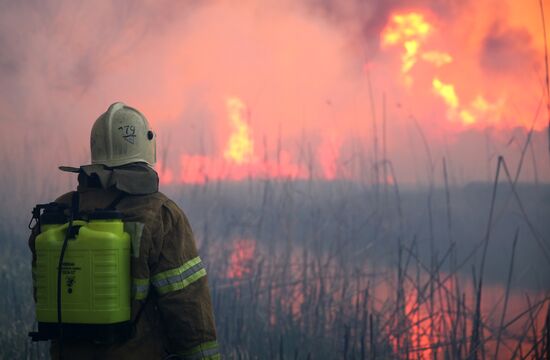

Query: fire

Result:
[432,78,459,109]
[401,292,434,359]
[382,12,433,83]
[153,5,545,186]
[227,239,256,279]
[432,79,505,126]
[382,13,431,46]
[421,51,453,67]
[176,95,315,184]
[381,11,510,128]
[459,110,476,125]
[223,97,254,164]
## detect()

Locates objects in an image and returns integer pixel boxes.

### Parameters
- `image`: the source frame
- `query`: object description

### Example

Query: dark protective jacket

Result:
[29,164,219,360]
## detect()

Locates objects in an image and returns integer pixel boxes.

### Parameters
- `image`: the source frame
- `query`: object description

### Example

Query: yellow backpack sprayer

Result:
[28,192,132,344]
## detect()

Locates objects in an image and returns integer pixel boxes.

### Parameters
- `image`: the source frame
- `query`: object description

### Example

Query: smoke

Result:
[305,0,469,50]
[480,23,540,74]
[0,0,549,188]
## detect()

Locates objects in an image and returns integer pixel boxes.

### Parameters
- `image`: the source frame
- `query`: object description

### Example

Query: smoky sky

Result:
[0,0,548,188]
[0,0,476,115]
[0,0,542,122]
[305,0,470,52]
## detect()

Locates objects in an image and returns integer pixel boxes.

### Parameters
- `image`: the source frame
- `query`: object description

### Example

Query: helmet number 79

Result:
[118,125,137,145]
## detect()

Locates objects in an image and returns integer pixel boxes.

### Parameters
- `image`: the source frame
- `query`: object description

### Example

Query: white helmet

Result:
[90,102,156,167]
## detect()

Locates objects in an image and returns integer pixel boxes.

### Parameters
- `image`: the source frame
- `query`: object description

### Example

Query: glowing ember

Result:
[223,97,255,164]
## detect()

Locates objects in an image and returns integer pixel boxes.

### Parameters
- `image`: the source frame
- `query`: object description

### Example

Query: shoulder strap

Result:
[71,191,80,219]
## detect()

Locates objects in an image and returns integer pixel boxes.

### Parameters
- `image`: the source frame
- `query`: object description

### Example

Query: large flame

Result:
[381,10,511,128]
[133,3,547,186]
[382,12,439,86]
[223,97,255,164]
[177,95,312,184]
[0,0,547,188]
[432,78,459,109]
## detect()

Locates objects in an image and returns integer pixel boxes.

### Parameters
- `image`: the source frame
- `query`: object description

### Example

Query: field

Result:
[1,162,549,359]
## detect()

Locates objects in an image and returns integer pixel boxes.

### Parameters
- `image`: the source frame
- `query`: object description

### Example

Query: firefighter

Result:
[29,102,219,359]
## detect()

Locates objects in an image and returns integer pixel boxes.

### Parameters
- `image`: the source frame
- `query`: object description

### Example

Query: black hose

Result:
[56,192,78,360]
[56,215,73,360]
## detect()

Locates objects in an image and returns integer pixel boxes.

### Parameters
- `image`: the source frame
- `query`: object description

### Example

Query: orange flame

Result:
[224,97,255,164]
[432,78,459,109]
[382,12,433,85]
[381,11,511,128]
[421,51,453,67]
[227,239,256,279]
[157,5,546,186]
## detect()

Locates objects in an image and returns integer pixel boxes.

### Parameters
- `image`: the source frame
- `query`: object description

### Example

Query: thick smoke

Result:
[0,0,548,191]
[481,23,540,74]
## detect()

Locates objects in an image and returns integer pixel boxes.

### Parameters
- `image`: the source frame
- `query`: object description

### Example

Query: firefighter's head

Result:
[90,102,156,167]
